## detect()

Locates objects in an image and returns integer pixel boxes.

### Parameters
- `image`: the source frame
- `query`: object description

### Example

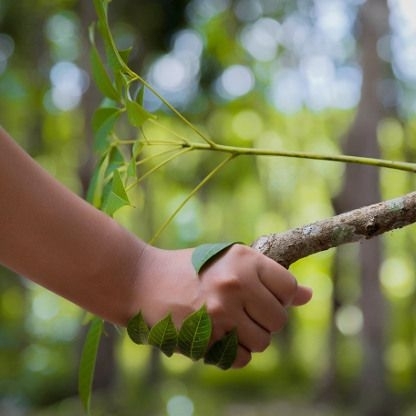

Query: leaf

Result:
[204,329,238,370]
[102,169,130,216]
[132,139,144,158]
[78,317,104,415]
[191,242,237,274]
[148,314,178,357]
[92,107,121,153]
[86,152,110,208]
[126,99,155,127]
[178,305,212,361]
[135,86,145,105]
[119,47,133,64]
[111,169,129,201]
[127,312,150,344]
[93,0,131,76]
[90,45,120,101]
[106,146,126,174]
[127,156,137,179]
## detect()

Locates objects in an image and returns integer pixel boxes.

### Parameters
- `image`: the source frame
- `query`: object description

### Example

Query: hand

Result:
[131,243,312,368]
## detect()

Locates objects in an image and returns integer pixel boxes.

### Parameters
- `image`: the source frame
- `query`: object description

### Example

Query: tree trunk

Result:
[335,0,391,413]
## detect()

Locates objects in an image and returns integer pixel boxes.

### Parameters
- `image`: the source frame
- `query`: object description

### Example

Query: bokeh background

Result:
[1,0,416,415]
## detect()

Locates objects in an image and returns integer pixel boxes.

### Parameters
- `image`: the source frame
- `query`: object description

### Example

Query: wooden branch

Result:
[252,191,416,268]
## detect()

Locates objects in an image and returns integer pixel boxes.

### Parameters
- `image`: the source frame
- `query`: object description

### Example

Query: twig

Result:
[252,191,416,268]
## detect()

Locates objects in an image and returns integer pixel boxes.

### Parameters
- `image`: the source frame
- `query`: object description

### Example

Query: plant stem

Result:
[126,147,192,192]
[149,154,236,244]
[184,141,416,174]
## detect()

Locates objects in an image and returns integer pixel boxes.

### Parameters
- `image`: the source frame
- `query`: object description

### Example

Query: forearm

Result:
[0,127,146,325]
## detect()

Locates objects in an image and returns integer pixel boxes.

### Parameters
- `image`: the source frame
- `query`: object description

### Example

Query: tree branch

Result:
[252,191,416,268]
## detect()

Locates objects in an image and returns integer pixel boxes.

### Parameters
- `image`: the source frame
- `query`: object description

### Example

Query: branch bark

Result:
[252,191,416,268]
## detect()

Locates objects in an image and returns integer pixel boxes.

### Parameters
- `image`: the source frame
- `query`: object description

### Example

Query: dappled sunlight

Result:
[335,304,363,336]
[47,61,89,112]
[215,65,255,99]
[2,0,416,414]
[231,110,264,142]
[381,257,415,299]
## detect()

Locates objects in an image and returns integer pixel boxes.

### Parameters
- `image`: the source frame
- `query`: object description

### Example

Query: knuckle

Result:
[223,274,243,292]
[214,273,243,294]
[206,299,227,320]
[230,243,251,257]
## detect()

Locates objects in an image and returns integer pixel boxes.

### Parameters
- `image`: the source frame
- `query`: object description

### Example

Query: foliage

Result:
[1,0,416,415]
[78,318,103,415]
[79,0,416,412]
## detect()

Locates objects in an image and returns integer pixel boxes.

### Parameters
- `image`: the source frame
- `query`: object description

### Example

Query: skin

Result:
[0,127,312,368]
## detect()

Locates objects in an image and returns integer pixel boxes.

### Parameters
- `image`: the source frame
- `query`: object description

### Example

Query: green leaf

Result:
[178,305,212,361]
[132,139,144,158]
[93,0,131,76]
[90,44,120,101]
[127,156,137,178]
[126,99,154,127]
[204,329,238,370]
[102,169,130,216]
[135,86,145,105]
[107,146,126,174]
[78,317,104,414]
[111,169,129,201]
[148,314,178,357]
[192,242,238,274]
[92,107,121,153]
[86,152,110,208]
[127,312,150,344]
[119,47,133,64]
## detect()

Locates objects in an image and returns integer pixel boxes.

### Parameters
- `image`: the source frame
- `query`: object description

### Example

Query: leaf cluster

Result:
[126,306,238,370]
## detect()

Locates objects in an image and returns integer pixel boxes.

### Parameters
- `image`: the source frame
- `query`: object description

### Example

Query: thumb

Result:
[291,284,313,306]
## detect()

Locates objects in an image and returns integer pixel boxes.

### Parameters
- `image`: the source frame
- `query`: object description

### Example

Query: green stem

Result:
[186,142,416,174]
[149,154,236,244]
[126,147,192,192]
[134,76,216,147]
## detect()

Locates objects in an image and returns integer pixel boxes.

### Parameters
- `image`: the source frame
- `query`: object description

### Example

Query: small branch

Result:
[149,153,236,244]
[187,141,416,175]
[251,191,416,268]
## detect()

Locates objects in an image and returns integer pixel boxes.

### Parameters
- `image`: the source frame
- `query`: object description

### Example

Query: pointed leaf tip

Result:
[78,318,104,414]
[127,312,150,344]
[204,329,238,370]
[148,314,178,357]
[178,305,212,361]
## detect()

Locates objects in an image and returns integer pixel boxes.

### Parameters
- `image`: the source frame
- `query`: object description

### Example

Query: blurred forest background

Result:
[1,0,416,415]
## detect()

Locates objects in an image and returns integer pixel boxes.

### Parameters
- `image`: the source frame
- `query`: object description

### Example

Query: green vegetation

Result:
[1,0,416,415]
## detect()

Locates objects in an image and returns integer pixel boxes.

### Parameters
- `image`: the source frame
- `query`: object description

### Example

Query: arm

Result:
[0,127,145,325]
[0,127,312,367]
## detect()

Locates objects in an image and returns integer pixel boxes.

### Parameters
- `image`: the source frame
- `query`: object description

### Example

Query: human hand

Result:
[130,243,312,368]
